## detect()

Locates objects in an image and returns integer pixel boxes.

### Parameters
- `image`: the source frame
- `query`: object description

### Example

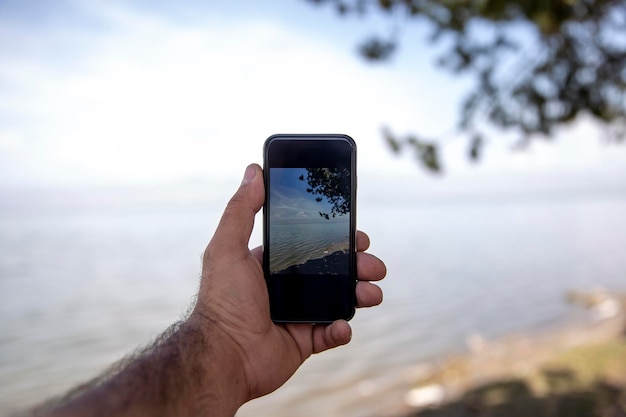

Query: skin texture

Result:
[33,163,386,417]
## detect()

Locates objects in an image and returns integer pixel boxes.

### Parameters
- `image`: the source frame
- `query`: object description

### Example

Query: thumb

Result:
[207,164,264,258]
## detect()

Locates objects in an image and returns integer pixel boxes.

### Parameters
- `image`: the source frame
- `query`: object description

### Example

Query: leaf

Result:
[358,37,396,61]
[469,134,483,161]
[383,128,402,153]
[378,0,392,11]
[418,143,441,173]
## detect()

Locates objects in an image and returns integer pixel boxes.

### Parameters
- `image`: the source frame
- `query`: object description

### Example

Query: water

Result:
[269,220,349,272]
[1,191,625,416]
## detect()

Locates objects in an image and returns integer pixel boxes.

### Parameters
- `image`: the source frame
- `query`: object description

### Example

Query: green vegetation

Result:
[300,168,351,219]
[407,336,626,416]
[540,338,626,389]
[307,0,626,171]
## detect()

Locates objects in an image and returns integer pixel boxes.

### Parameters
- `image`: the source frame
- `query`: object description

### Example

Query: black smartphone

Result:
[263,134,357,323]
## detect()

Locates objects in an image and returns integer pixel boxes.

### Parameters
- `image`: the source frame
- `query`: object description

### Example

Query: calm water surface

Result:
[269,220,349,272]
[1,193,625,416]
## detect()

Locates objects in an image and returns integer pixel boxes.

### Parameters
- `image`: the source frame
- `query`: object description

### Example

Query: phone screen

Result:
[263,135,356,323]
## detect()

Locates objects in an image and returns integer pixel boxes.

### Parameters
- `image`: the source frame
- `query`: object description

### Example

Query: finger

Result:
[312,320,352,354]
[356,231,370,252]
[357,252,387,282]
[356,281,383,308]
[206,164,264,259]
[284,323,315,360]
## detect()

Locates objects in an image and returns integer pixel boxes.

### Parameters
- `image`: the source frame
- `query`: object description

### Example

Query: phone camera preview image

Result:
[268,167,351,276]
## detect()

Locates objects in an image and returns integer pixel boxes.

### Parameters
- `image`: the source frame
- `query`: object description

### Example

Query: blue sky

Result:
[269,168,348,223]
[1,0,625,196]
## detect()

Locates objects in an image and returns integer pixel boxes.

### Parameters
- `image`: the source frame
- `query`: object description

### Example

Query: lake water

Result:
[1,189,625,416]
[269,220,349,272]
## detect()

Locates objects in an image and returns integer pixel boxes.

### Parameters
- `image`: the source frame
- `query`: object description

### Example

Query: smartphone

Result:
[263,134,357,323]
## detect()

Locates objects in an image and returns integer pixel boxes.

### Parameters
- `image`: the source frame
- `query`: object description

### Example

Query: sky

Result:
[1,0,625,198]
[269,168,348,224]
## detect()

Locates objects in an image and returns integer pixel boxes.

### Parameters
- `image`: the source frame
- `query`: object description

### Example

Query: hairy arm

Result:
[31,318,247,417]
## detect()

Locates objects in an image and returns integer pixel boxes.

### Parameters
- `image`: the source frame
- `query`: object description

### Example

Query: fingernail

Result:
[242,164,256,186]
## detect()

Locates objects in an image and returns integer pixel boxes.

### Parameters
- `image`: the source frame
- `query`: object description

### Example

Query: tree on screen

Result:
[306,0,626,172]
[299,168,350,219]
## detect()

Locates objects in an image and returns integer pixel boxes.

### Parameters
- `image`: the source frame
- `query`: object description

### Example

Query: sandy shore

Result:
[340,292,626,417]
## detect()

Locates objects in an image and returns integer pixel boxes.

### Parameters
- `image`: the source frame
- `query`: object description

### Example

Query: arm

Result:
[36,320,247,417]
[31,164,386,417]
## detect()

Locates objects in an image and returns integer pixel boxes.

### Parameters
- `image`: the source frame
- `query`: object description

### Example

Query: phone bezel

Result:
[263,134,357,323]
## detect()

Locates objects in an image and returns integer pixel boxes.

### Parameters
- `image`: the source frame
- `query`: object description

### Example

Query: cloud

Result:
[0,1,431,185]
[1,0,625,189]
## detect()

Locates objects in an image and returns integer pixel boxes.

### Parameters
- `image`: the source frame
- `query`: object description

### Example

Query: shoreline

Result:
[340,292,626,417]
[273,239,349,274]
[238,296,626,417]
[275,249,349,275]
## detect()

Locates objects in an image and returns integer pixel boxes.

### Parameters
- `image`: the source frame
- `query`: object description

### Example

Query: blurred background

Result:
[1,0,625,416]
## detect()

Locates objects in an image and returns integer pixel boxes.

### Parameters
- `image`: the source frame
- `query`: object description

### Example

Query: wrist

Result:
[181,311,250,415]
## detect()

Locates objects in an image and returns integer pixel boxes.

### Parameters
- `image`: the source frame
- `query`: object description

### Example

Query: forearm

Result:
[32,318,248,417]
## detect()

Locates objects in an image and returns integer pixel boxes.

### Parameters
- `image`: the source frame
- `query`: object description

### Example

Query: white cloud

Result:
[1,0,625,190]
[0,3,429,185]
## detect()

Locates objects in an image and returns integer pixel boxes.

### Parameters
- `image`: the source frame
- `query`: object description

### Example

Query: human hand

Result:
[191,163,386,405]
[31,163,385,417]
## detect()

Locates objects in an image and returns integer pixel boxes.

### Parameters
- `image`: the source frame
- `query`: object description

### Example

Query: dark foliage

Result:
[307,0,626,172]
[299,168,350,219]
[411,374,625,417]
